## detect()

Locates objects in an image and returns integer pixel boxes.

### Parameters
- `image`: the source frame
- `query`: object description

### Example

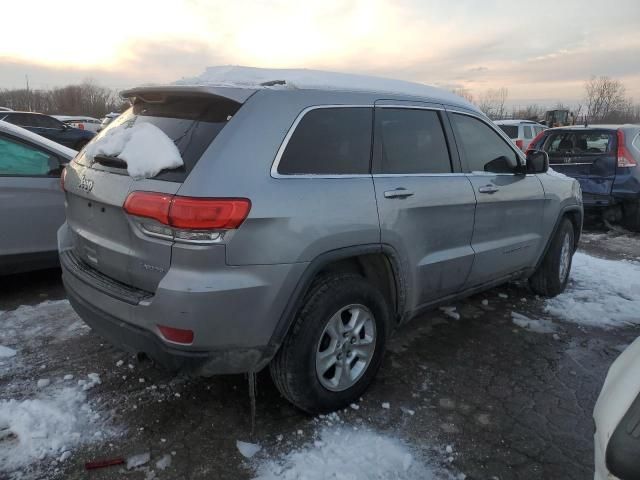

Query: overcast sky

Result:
[1,0,639,106]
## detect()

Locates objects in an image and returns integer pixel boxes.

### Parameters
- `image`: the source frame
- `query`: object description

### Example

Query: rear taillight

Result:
[617,130,637,167]
[526,130,547,154]
[78,123,85,130]
[60,167,67,191]
[123,191,251,242]
[515,139,524,150]
[157,325,194,344]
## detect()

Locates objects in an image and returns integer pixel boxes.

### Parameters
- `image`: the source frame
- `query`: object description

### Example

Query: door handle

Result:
[478,185,499,194]
[384,188,414,199]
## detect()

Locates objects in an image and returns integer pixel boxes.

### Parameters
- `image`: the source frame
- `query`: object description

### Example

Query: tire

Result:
[270,273,391,414]
[622,200,640,232]
[529,218,575,297]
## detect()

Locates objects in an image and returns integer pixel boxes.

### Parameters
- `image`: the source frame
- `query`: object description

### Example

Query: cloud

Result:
[0,0,639,105]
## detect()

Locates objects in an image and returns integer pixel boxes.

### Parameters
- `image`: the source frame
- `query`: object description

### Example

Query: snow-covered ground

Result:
[545,252,640,328]
[0,300,88,373]
[0,375,109,472]
[0,301,114,479]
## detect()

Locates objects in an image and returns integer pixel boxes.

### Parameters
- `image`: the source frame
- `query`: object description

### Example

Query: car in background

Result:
[0,120,75,274]
[495,119,546,151]
[0,111,95,150]
[53,115,102,133]
[527,124,640,231]
[594,337,640,480]
[97,112,120,132]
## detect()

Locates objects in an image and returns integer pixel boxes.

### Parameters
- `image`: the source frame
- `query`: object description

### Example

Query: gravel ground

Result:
[1,225,639,480]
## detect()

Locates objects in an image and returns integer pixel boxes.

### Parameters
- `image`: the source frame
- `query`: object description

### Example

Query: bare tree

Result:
[0,81,127,118]
[510,104,544,121]
[451,87,475,104]
[584,76,629,123]
[478,87,509,119]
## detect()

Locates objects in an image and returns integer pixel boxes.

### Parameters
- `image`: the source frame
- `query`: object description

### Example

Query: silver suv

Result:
[58,82,583,413]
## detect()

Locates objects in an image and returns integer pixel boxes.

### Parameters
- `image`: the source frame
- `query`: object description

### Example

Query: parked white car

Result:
[594,337,640,480]
[52,115,102,133]
[495,119,546,151]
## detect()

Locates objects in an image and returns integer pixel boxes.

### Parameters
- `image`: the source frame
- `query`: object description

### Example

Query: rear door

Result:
[0,131,65,265]
[448,110,546,287]
[544,129,617,202]
[64,93,242,292]
[372,102,476,309]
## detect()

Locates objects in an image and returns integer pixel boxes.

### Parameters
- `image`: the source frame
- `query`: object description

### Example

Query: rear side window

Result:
[374,108,451,174]
[277,107,372,175]
[497,125,518,139]
[522,125,533,139]
[633,133,640,152]
[81,95,241,182]
[544,131,615,156]
[0,134,59,176]
[5,113,38,127]
[451,114,519,173]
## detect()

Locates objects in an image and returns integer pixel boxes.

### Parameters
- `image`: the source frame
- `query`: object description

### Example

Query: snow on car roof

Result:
[0,120,77,158]
[494,119,541,125]
[172,65,480,111]
[52,115,100,122]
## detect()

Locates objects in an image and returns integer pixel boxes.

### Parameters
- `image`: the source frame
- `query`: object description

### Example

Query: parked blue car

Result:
[0,111,95,150]
[527,124,640,231]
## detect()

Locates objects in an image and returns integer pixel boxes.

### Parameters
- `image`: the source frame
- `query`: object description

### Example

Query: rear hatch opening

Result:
[64,89,249,293]
[544,129,618,198]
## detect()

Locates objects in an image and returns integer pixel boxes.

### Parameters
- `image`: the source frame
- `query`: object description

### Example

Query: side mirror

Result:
[484,155,519,174]
[526,150,549,174]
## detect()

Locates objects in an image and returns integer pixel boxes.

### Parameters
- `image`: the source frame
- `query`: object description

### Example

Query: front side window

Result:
[0,135,59,176]
[374,108,451,174]
[277,107,372,175]
[523,125,533,139]
[451,113,519,173]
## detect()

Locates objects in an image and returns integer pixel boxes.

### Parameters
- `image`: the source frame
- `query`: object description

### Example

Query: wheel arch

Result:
[534,205,583,272]
[267,244,406,355]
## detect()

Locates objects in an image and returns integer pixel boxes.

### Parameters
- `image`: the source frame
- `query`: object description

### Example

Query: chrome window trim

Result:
[271,104,452,179]
[271,104,374,179]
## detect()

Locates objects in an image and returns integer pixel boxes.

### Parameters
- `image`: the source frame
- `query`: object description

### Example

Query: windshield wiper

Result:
[94,155,127,169]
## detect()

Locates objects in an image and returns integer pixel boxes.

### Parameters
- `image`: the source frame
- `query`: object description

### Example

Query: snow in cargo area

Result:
[251,425,443,480]
[175,65,478,110]
[545,252,640,328]
[85,122,183,180]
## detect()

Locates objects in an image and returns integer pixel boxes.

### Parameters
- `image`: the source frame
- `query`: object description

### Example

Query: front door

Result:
[0,132,65,271]
[372,104,476,310]
[448,111,546,288]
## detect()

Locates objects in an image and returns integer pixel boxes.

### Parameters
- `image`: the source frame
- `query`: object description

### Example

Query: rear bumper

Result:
[58,223,307,374]
[64,277,266,374]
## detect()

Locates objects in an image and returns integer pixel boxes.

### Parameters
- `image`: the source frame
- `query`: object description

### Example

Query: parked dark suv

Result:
[59,78,583,413]
[0,111,95,150]
[527,124,640,230]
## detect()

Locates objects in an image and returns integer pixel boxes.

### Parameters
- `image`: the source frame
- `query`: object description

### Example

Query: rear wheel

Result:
[529,218,575,297]
[622,200,640,232]
[270,273,390,414]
